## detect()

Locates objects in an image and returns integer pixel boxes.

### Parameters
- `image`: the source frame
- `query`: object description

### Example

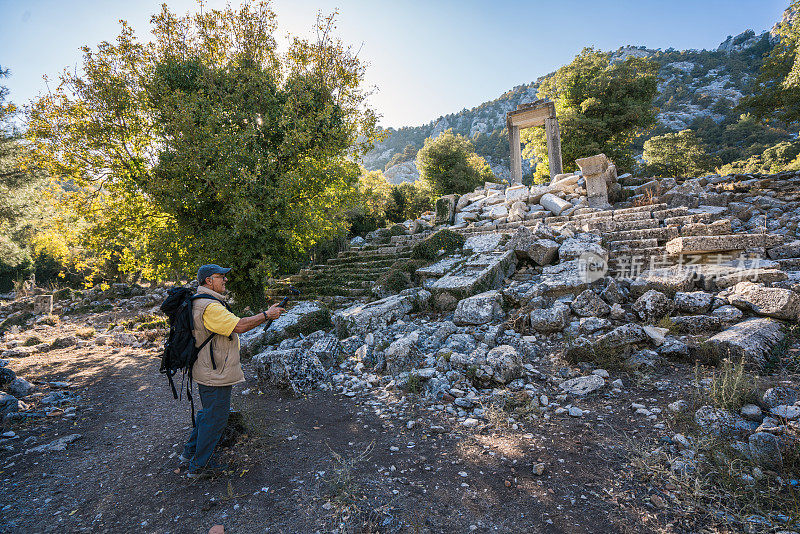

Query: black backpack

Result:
[159,287,229,425]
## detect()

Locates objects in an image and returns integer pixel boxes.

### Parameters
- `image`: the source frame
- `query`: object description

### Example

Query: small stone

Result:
[650,495,668,508]
[532,463,546,475]
[611,379,623,389]
[462,418,480,428]
[668,400,687,413]
[559,375,605,396]
[568,406,584,417]
[771,405,800,420]
[740,404,763,421]
[673,434,691,450]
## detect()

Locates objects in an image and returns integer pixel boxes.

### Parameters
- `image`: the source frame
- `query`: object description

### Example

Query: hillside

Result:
[366,28,792,184]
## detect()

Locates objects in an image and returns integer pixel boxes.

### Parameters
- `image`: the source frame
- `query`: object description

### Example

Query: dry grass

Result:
[629,362,800,531]
[632,189,658,207]
[75,327,96,339]
[707,358,758,412]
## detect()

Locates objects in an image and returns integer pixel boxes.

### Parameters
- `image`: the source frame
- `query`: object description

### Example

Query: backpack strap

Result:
[190,294,229,370]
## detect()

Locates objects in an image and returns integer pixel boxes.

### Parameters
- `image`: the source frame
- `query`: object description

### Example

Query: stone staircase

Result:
[445,202,789,277]
[267,197,800,303]
[265,239,427,301]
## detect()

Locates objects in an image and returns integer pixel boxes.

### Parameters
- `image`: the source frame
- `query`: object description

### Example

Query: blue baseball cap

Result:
[197,264,231,285]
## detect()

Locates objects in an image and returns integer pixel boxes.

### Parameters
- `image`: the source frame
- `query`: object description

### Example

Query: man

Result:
[180,264,284,478]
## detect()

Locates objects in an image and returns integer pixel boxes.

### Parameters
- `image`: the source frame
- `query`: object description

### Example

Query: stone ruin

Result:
[251,156,800,478]
[506,99,563,182]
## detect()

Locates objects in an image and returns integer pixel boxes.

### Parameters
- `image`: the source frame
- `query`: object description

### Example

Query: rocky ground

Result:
[3,169,800,533]
[0,279,794,533]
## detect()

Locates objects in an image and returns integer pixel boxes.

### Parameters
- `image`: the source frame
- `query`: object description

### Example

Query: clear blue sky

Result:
[0,0,789,128]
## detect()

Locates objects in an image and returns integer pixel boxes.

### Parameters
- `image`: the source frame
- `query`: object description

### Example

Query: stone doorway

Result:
[506,99,563,183]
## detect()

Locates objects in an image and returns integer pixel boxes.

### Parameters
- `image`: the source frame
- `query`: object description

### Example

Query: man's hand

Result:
[265,304,285,320]
[233,305,285,334]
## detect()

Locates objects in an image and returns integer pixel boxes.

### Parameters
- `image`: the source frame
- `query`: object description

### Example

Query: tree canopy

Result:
[642,129,714,177]
[415,129,493,197]
[24,2,379,307]
[521,48,658,179]
[741,2,800,125]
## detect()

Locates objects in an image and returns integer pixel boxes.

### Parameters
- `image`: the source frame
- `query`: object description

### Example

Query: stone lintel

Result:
[506,101,556,129]
[575,154,610,177]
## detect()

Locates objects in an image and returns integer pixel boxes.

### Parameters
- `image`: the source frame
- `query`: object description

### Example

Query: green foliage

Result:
[522,48,658,179]
[373,258,428,295]
[24,2,379,309]
[765,322,800,373]
[346,169,391,236]
[415,129,493,197]
[411,229,465,260]
[708,358,758,411]
[0,68,68,290]
[643,129,715,177]
[717,138,800,175]
[22,335,43,346]
[385,181,433,223]
[741,1,800,125]
[688,113,793,167]
[388,224,407,237]
[405,373,422,394]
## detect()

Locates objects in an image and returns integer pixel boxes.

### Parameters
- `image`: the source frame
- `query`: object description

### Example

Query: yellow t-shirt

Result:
[202,302,240,337]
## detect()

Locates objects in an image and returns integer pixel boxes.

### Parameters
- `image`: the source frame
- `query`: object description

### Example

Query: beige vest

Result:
[191,286,244,387]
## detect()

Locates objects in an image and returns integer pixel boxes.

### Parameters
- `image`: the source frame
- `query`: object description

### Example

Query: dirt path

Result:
[0,316,696,533]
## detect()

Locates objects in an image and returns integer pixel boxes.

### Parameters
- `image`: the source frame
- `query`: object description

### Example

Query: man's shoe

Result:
[186,467,209,479]
[178,454,191,466]
[186,460,229,479]
[203,460,230,471]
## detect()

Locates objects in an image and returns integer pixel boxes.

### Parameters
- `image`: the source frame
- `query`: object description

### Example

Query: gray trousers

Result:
[182,384,231,469]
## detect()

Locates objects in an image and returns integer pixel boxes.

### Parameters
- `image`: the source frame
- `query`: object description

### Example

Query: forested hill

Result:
[365,28,788,183]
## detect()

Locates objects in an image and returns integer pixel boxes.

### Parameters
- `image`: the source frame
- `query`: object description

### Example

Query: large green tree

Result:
[0,68,64,290]
[415,129,493,197]
[643,129,715,177]
[742,1,800,124]
[521,48,659,179]
[25,2,378,307]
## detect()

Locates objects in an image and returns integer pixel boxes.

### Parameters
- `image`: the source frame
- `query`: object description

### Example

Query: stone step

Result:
[337,245,413,258]
[580,218,660,232]
[607,226,680,243]
[665,233,784,255]
[679,220,732,237]
[327,253,411,266]
[570,203,668,221]
[662,213,713,227]
[296,279,373,289]
[312,264,389,274]
[777,258,800,270]
[308,271,384,281]
[608,238,660,251]
[652,206,689,220]
[612,210,655,222]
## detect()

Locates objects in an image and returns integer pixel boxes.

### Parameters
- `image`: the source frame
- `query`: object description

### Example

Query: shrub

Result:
[383,270,411,294]
[405,373,422,394]
[388,224,407,237]
[372,259,428,295]
[411,229,465,260]
[690,341,721,366]
[709,358,758,411]
[415,129,493,196]
[75,327,95,339]
[22,335,43,346]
